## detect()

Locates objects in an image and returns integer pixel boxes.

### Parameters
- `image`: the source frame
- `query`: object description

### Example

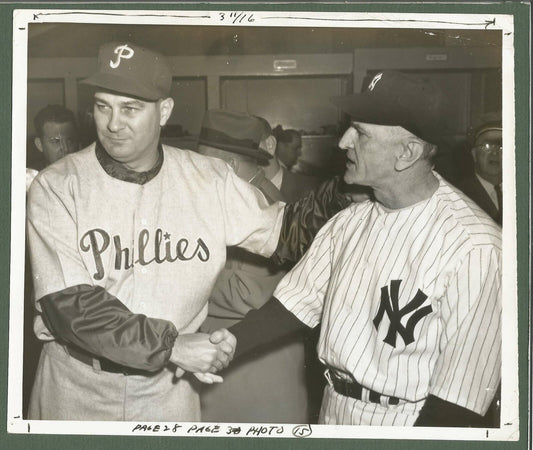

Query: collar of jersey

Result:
[375,172,443,214]
[95,140,164,185]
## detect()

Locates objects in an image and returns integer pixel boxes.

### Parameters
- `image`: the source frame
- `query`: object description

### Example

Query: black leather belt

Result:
[325,368,400,405]
[66,345,151,376]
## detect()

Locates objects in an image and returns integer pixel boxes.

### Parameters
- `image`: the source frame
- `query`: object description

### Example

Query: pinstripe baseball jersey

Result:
[274,172,501,426]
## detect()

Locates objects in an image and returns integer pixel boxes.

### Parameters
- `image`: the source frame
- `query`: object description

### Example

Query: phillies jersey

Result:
[28,143,284,338]
[26,143,284,420]
[274,173,501,426]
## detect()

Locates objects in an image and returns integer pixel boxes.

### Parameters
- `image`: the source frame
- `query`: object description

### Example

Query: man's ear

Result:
[395,140,424,171]
[264,135,277,157]
[159,97,174,126]
[34,137,43,153]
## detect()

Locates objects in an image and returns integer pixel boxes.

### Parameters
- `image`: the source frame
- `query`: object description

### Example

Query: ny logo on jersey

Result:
[373,280,432,348]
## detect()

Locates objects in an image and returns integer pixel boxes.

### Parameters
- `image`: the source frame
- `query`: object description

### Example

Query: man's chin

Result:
[104,140,129,149]
[343,172,359,185]
[482,170,502,179]
[102,140,130,155]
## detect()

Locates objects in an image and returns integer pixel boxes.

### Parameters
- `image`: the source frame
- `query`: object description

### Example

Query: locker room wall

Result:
[26,39,501,180]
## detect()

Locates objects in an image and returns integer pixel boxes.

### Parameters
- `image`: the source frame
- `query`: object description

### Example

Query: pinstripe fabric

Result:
[274,173,501,425]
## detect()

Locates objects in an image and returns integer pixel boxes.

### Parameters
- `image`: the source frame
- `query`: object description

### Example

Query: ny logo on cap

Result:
[110,44,135,69]
[368,72,383,91]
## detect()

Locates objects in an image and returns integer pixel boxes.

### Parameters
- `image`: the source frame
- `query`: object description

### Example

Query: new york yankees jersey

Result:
[27,143,285,420]
[274,173,501,426]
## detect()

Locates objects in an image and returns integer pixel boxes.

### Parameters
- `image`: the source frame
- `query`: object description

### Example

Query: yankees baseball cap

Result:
[81,42,172,101]
[198,110,273,163]
[331,71,448,145]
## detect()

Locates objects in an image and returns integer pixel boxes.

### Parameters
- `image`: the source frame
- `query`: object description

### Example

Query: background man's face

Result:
[338,122,399,187]
[93,92,167,171]
[36,121,78,165]
[472,129,502,183]
[277,135,302,169]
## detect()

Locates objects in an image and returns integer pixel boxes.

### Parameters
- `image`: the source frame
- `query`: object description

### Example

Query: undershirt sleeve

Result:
[414,395,487,427]
[39,284,178,371]
[229,297,310,359]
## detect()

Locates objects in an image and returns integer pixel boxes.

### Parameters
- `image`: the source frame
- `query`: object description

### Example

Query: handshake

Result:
[169,329,237,384]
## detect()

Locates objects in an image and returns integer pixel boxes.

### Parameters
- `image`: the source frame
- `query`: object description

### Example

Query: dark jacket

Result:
[456,175,501,225]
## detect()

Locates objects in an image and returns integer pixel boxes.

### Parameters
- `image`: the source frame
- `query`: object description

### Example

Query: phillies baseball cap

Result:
[331,71,447,145]
[81,42,172,101]
[198,110,273,163]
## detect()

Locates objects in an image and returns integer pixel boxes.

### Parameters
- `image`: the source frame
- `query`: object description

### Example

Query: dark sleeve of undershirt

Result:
[272,176,352,265]
[414,395,485,427]
[39,284,178,372]
[228,297,310,359]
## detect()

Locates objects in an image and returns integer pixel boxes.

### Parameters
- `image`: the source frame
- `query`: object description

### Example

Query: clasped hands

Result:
[170,328,236,384]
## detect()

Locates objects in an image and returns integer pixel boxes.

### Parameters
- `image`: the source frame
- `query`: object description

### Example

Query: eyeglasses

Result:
[473,143,502,153]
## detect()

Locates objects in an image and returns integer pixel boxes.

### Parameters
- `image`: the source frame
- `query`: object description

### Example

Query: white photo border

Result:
[8,7,519,442]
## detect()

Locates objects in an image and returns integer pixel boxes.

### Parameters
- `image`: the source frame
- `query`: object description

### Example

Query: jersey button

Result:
[141,268,147,274]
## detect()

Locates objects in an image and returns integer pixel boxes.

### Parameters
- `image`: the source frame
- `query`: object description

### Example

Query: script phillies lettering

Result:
[80,228,210,280]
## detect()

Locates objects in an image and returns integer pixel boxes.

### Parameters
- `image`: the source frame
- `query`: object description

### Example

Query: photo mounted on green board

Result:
[5,5,525,446]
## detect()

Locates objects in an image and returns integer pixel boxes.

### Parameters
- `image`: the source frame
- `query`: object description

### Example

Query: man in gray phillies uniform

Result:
[227,71,501,427]
[26,42,349,421]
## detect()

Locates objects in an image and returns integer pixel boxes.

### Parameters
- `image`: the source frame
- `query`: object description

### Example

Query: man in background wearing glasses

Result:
[458,113,503,225]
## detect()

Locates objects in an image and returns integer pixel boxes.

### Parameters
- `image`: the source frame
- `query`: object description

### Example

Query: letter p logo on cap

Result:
[82,41,172,101]
[110,44,135,69]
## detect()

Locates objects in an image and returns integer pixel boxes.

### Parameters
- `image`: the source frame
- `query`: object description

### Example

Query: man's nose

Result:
[338,128,356,150]
[107,109,124,132]
[56,136,73,155]
[57,137,69,156]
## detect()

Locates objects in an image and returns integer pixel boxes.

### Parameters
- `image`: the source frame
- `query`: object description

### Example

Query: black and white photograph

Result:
[5,5,524,444]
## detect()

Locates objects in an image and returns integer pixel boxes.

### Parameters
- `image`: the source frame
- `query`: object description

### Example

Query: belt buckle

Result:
[325,367,354,385]
[324,368,333,386]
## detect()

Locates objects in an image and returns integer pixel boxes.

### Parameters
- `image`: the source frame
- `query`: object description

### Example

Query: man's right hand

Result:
[170,332,232,373]
[170,329,236,382]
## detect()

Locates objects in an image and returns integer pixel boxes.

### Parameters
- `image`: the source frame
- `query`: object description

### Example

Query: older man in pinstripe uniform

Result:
[224,71,501,427]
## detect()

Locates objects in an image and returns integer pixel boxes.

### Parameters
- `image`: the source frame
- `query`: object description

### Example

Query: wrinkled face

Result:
[277,135,302,168]
[472,129,502,183]
[338,121,402,186]
[93,92,172,171]
[37,121,78,164]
